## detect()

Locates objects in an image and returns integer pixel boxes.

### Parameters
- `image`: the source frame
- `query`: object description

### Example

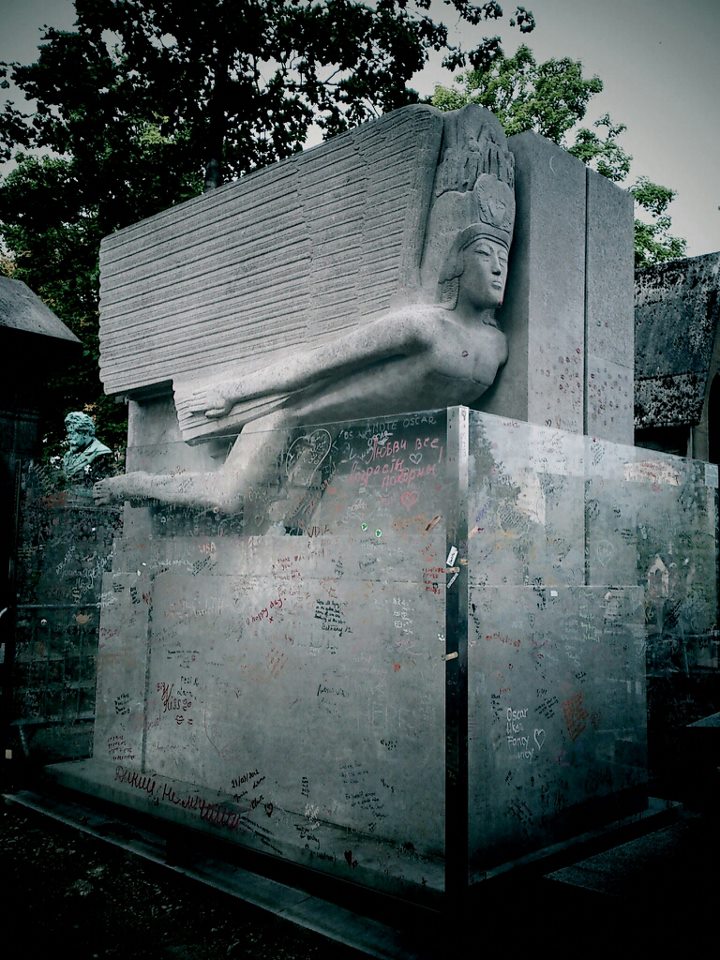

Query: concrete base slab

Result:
[42,757,446,906]
[546,806,716,901]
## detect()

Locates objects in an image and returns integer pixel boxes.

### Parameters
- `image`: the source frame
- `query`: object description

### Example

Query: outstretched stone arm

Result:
[177,311,432,425]
[93,410,292,513]
[95,307,451,514]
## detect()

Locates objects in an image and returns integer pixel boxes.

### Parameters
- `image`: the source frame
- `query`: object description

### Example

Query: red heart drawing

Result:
[399,490,418,510]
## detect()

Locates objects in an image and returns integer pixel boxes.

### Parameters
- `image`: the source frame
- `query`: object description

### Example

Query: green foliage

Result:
[0,154,128,451]
[568,114,631,183]
[431,44,602,142]
[432,44,686,268]
[630,177,687,268]
[0,0,534,450]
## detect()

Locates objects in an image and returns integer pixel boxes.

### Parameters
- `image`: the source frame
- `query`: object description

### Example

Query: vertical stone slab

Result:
[585,170,635,443]
[480,133,586,434]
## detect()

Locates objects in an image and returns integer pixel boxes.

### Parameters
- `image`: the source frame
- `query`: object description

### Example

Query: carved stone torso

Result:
[424,311,508,402]
[285,304,508,427]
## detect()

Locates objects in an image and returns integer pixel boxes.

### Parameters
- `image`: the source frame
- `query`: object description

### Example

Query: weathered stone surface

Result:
[98,105,445,399]
[479,136,635,444]
[635,252,720,429]
[586,357,634,444]
[479,132,587,433]
[585,170,635,369]
[585,169,635,443]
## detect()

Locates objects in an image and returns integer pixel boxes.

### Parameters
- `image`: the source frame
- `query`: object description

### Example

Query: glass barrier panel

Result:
[12,406,718,900]
[466,412,718,876]
[12,459,124,762]
[17,410,451,903]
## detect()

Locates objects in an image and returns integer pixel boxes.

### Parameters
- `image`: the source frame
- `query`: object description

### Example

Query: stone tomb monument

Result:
[44,104,718,904]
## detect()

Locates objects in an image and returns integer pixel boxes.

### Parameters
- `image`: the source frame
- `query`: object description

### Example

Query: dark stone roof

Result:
[635,252,720,429]
[0,277,80,345]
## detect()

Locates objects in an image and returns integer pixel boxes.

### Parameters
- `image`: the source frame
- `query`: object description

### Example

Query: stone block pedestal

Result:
[45,408,718,903]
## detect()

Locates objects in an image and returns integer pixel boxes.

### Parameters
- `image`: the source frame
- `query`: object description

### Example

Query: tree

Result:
[0,0,535,449]
[629,178,687,268]
[431,44,686,267]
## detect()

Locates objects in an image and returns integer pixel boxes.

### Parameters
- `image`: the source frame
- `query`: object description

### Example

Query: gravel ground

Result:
[0,798,368,960]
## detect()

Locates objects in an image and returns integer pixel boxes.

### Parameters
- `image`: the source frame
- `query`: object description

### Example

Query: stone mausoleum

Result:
[5,104,718,911]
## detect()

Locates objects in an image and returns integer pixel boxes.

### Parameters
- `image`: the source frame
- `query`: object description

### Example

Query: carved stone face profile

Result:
[456,235,509,315]
[435,224,510,315]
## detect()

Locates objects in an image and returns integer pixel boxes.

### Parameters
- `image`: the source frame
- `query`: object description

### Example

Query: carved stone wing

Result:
[98,105,445,442]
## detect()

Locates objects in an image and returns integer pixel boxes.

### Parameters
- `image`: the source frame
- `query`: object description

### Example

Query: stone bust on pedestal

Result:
[62,411,112,481]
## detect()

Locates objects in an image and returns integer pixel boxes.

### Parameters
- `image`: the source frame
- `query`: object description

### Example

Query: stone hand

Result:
[187,386,234,420]
[93,475,125,505]
[93,472,150,505]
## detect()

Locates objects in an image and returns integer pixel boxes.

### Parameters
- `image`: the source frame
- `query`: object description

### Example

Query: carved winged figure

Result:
[94,105,515,520]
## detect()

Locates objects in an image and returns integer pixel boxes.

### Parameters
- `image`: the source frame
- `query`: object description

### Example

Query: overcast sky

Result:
[1,0,719,258]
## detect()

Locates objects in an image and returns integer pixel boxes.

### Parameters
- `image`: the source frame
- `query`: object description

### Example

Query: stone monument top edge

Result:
[99,102,447,254]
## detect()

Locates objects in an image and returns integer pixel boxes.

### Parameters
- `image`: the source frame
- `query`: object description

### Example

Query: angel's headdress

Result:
[420,104,515,306]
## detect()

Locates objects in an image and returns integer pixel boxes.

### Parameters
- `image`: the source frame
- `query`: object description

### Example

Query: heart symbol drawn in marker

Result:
[534,728,546,751]
[399,490,418,510]
[409,452,422,465]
